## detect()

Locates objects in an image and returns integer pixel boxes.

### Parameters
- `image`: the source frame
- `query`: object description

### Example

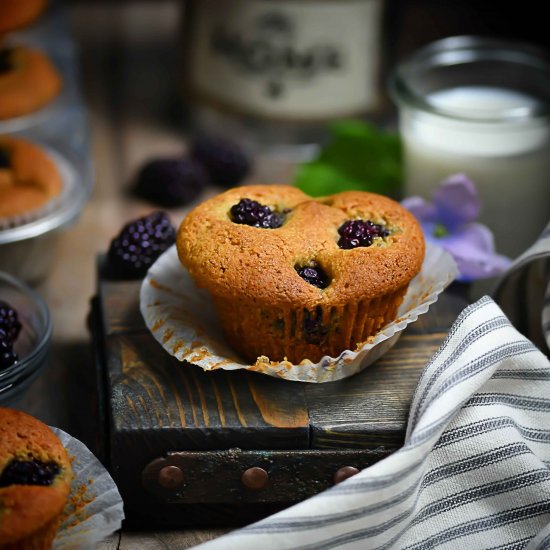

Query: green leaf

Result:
[294,120,403,197]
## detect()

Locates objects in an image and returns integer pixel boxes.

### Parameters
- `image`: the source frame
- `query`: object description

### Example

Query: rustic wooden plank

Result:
[98,275,146,336]
[141,448,388,504]
[407,284,469,335]
[118,530,231,550]
[106,333,309,447]
[104,329,310,511]
[96,532,121,550]
[307,291,466,450]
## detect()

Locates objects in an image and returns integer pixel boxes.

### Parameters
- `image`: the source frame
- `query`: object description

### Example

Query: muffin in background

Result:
[177,185,425,363]
[0,135,63,222]
[0,44,62,120]
[0,0,47,35]
[0,407,72,550]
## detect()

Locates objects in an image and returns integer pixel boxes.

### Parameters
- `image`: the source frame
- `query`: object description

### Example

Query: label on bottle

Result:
[186,0,383,120]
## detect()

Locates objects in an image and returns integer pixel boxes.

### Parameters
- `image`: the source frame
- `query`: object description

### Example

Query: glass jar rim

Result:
[389,35,550,123]
[0,270,52,375]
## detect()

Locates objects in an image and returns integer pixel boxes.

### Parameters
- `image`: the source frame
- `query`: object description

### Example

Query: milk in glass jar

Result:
[390,37,550,259]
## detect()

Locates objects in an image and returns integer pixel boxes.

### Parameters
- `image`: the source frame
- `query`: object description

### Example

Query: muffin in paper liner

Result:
[140,242,458,383]
[50,427,124,549]
[0,142,76,231]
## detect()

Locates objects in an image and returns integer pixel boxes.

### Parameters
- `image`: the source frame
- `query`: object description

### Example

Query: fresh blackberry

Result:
[191,136,251,188]
[107,211,176,279]
[337,220,389,249]
[0,300,22,343]
[0,48,14,75]
[230,198,283,229]
[296,264,330,289]
[0,329,18,371]
[134,158,208,207]
[0,148,10,169]
[0,459,60,487]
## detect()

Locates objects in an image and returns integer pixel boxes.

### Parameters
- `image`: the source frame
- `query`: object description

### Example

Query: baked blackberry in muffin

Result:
[177,185,425,363]
[0,408,72,550]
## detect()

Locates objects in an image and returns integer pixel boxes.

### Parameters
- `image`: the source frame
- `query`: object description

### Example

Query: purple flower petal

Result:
[436,224,512,282]
[433,174,480,231]
[403,175,512,281]
[452,223,496,253]
[401,196,438,223]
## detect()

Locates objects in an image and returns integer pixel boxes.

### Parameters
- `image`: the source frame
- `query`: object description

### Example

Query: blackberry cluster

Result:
[230,198,283,229]
[0,300,21,343]
[295,264,330,289]
[0,459,60,487]
[134,136,250,207]
[191,136,250,188]
[0,299,21,371]
[107,211,176,279]
[134,158,208,207]
[337,220,389,249]
[0,334,18,370]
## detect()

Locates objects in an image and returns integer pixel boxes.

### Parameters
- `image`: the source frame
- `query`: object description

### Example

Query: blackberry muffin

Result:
[0,408,72,550]
[0,45,61,120]
[177,185,425,363]
[0,136,63,220]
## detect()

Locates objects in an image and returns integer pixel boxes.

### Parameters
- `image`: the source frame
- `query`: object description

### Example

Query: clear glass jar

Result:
[0,271,52,405]
[389,36,550,259]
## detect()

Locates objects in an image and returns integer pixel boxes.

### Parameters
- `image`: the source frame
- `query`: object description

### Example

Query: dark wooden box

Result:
[90,260,466,528]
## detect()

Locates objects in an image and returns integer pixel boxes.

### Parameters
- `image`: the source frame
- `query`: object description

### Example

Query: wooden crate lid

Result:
[96,262,465,455]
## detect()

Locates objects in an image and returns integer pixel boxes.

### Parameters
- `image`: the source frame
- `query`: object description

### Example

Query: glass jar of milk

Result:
[390,36,550,259]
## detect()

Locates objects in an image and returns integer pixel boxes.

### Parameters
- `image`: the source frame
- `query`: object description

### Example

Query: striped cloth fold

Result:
[196,224,550,550]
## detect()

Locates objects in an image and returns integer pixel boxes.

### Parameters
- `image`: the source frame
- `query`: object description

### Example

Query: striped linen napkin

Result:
[197,224,550,550]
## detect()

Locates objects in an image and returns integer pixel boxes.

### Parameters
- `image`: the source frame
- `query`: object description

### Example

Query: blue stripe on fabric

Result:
[413,470,550,526]
[409,340,539,447]
[408,299,493,423]
[327,458,424,495]
[422,442,532,487]
[289,510,413,550]
[434,416,550,449]
[486,538,535,550]
[400,501,550,550]
[242,445,540,534]
[292,501,550,550]
[409,305,506,430]
[465,393,550,412]
[532,529,550,550]
[242,477,422,533]
[415,340,536,423]
[492,369,550,380]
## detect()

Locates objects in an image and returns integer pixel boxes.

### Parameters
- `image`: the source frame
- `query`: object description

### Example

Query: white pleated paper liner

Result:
[50,428,124,550]
[140,243,458,383]
[0,145,82,237]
